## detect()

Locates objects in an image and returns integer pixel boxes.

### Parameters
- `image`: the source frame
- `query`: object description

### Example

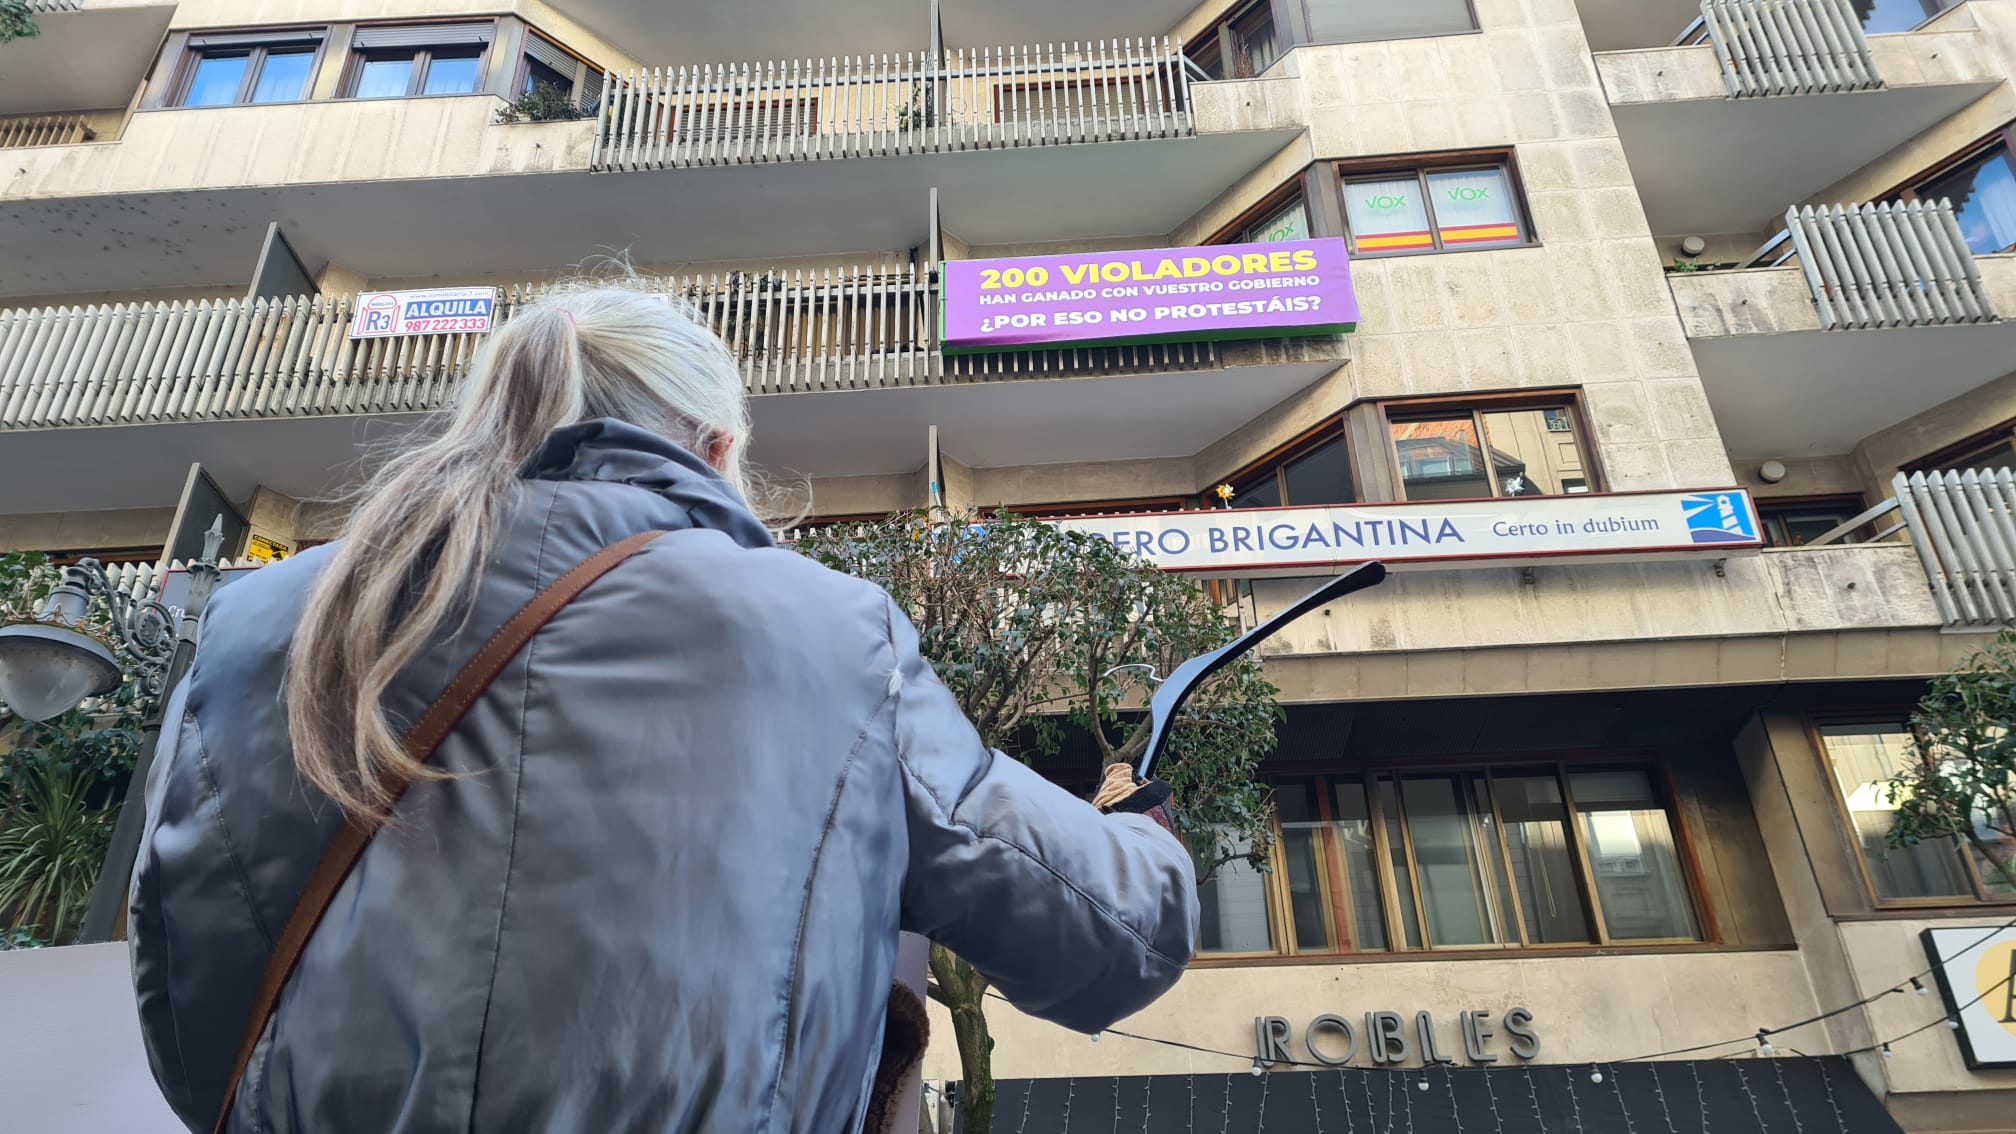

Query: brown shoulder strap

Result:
[213,529,666,1134]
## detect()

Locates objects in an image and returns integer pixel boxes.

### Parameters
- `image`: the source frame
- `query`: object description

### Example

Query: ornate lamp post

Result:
[0,517,226,944]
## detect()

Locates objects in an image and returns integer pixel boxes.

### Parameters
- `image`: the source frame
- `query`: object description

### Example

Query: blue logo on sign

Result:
[358,295,398,334]
[1680,492,1757,544]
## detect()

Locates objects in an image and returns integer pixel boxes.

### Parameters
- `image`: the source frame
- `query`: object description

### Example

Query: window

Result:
[1301,0,1477,48]
[1852,0,1962,34]
[1758,497,1864,548]
[1898,134,2016,257]
[519,29,604,111]
[1192,0,1281,80]
[1212,426,1356,510]
[1238,196,1310,244]
[1342,161,1527,255]
[1818,721,2016,904]
[344,24,493,99]
[1904,418,2016,477]
[175,33,324,107]
[1385,399,1594,501]
[1194,761,1705,958]
[1006,499,1188,519]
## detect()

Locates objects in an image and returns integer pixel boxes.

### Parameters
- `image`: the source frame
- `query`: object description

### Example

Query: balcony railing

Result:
[0,113,94,149]
[0,270,1224,430]
[1698,0,1881,96]
[1893,469,2016,626]
[1783,200,1998,329]
[592,39,1196,170]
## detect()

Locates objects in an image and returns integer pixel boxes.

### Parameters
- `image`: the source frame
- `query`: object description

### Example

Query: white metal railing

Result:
[1894,469,2016,626]
[1700,0,1881,97]
[592,40,1195,170]
[0,113,94,148]
[100,557,263,603]
[0,272,1224,429]
[1785,200,1998,329]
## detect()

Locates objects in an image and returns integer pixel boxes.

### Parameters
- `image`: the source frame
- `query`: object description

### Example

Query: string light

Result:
[1881,1043,1894,1059]
[1756,1031,1774,1056]
[1946,1018,1961,1031]
[1250,1059,1265,1078]
[1414,1080,1430,1092]
[1090,1032,1101,1043]
[1910,976,1928,996]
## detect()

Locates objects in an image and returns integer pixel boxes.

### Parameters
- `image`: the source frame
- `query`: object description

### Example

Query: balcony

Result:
[0,0,172,117]
[0,43,1300,296]
[0,270,1345,513]
[1674,199,2015,460]
[1595,0,2000,236]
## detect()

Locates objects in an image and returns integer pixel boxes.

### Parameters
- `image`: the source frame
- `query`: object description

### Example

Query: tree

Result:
[1882,630,2016,892]
[795,510,1280,1134]
[0,552,146,945]
[0,2,38,45]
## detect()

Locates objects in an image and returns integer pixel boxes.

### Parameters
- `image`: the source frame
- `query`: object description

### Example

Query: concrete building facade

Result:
[4,0,2016,1129]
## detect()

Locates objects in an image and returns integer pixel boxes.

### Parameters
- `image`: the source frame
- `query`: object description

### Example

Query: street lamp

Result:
[0,517,227,943]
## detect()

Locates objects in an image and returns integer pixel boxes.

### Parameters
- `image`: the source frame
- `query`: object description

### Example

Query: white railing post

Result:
[1699,0,1881,97]
[1786,200,1998,330]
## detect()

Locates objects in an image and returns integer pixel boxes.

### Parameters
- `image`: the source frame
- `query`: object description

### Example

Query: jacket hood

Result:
[524,418,775,551]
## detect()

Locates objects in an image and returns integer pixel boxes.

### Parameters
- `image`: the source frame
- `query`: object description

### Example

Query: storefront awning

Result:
[990,1058,1899,1133]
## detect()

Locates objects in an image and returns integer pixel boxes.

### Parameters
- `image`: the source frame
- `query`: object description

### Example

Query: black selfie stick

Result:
[1136,561,1388,781]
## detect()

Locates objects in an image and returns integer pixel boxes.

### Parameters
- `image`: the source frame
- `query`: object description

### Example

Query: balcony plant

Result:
[894,82,937,131]
[682,270,785,353]
[494,81,589,124]
[0,551,144,946]
[0,2,38,44]
[795,510,1279,1134]
[1882,630,2016,891]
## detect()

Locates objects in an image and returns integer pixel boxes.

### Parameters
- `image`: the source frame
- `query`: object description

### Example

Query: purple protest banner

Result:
[941,237,1358,353]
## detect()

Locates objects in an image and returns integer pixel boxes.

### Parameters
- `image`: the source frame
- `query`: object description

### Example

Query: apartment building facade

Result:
[3,0,2016,1129]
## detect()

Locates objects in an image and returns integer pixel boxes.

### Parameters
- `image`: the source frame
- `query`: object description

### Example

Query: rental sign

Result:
[1052,490,1762,575]
[941,238,1357,352]
[349,287,499,339]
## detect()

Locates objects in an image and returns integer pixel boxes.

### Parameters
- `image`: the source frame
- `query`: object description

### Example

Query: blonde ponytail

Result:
[285,281,754,821]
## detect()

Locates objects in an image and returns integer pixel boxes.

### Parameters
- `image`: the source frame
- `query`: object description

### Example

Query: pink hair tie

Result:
[555,307,576,327]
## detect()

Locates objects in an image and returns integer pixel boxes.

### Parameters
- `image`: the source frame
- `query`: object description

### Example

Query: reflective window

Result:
[1344,161,1529,256]
[1303,0,1477,46]
[1221,429,1355,509]
[354,56,414,98]
[249,48,315,102]
[1917,143,2016,257]
[1389,402,1593,501]
[1193,763,1702,958]
[183,54,250,107]
[422,52,482,95]
[1820,722,1986,902]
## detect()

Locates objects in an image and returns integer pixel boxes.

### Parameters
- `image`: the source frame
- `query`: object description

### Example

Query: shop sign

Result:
[1053,489,1762,576]
[941,237,1357,352]
[1256,1009,1539,1068]
[1924,926,2016,1068]
[349,287,498,339]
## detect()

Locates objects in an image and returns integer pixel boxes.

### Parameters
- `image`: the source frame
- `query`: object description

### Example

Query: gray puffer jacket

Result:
[129,419,1198,1133]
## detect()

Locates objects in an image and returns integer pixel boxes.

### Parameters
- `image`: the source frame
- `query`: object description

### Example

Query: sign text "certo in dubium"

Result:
[1254,1008,1539,1069]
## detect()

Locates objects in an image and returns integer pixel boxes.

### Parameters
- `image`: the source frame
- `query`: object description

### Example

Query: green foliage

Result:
[494,81,587,123]
[894,81,937,131]
[0,1,38,46]
[0,550,146,945]
[0,758,114,944]
[1882,630,2016,890]
[796,508,1280,873]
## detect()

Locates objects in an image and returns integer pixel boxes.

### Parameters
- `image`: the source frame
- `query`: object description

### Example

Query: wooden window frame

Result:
[1203,416,1355,510]
[1806,712,2016,910]
[1193,752,1715,964]
[1903,415,2016,475]
[1378,390,1604,502]
[1756,494,1869,548]
[339,20,498,100]
[515,26,601,108]
[1333,150,1537,259]
[1186,0,1283,81]
[169,29,330,108]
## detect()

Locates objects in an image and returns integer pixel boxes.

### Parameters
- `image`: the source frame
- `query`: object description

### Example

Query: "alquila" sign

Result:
[1256,1008,1540,1069]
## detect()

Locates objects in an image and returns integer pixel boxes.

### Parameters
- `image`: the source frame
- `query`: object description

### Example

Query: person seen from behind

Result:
[128,280,1197,1133]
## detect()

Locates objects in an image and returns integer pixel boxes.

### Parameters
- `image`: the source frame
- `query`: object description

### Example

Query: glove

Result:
[1092,762,1177,835]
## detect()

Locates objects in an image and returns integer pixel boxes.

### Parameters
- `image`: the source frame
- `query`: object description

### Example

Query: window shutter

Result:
[522,31,577,74]
[190,29,326,49]
[351,22,495,50]
[576,68,605,111]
